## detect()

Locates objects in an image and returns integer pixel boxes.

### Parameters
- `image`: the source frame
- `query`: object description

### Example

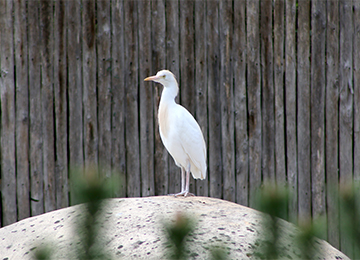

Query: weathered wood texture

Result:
[1,0,16,226]
[14,0,30,219]
[297,0,311,224]
[311,0,327,240]
[67,0,83,206]
[28,0,44,217]
[124,0,140,197]
[40,0,56,213]
[194,0,209,197]
[0,2,358,255]
[54,0,68,210]
[111,0,126,197]
[285,0,298,224]
[247,0,261,208]
[207,0,222,199]
[273,0,286,190]
[326,0,340,249]
[219,0,235,202]
[97,1,112,177]
[339,0,354,258]
[261,0,275,185]
[354,0,360,187]
[138,0,154,197]
[233,0,248,206]
[82,0,98,169]
[353,4,360,258]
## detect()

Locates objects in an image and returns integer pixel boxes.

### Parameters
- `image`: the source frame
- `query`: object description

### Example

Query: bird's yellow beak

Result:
[144,75,159,82]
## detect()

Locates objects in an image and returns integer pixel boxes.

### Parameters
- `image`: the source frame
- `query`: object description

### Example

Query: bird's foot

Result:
[173,191,195,197]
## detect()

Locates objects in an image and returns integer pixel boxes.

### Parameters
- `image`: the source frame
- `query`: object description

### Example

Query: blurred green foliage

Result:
[209,245,228,260]
[162,212,228,260]
[163,212,195,260]
[71,166,121,260]
[252,184,289,259]
[339,182,360,258]
[33,245,52,260]
[70,165,122,206]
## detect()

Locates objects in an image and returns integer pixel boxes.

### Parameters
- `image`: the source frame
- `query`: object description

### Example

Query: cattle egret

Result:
[144,70,207,197]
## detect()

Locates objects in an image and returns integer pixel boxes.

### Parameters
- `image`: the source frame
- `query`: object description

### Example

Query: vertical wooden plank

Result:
[297,0,311,224]
[0,0,16,225]
[234,0,248,205]
[339,0,353,257]
[167,0,180,195]
[180,1,198,195]
[353,3,360,257]
[28,0,44,216]
[54,0,68,209]
[14,0,30,219]
[247,0,261,208]
[195,0,209,197]
[261,0,275,184]
[67,0,83,204]
[285,0,297,223]
[180,0,198,195]
[274,0,286,188]
[354,4,360,167]
[138,0,155,196]
[151,0,167,195]
[219,0,235,202]
[124,0,140,197]
[207,0,222,199]
[111,0,126,197]
[82,0,98,168]
[97,1,112,177]
[310,0,326,240]
[326,0,340,249]
[40,0,56,213]
[354,0,360,185]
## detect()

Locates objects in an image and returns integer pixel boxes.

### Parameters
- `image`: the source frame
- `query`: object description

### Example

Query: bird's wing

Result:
[176,106,207,178]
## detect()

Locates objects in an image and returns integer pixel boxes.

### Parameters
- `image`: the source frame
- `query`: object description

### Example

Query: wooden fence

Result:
[0,0,359,257]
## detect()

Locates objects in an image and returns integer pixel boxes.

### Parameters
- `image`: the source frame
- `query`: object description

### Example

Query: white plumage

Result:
[144,70,207,196]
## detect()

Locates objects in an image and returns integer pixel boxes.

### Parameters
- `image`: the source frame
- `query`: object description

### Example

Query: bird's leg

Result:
[167,166,186,196]
[184,170,191,194]
[181,167,185,193]
[174,161,194,197]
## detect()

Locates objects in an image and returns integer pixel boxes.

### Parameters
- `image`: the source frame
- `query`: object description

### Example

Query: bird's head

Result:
[144,70,177,87]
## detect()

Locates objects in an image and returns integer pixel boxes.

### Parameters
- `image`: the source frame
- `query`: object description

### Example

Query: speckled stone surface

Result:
[0,196,349,260]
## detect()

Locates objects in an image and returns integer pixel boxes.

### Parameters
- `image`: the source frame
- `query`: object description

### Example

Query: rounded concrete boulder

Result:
[0,196,349,259]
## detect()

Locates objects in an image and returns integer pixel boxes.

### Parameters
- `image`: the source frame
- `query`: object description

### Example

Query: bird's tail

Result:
[191,164,207,180]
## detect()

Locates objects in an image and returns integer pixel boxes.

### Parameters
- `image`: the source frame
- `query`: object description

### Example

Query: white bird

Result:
[144,70,207,197]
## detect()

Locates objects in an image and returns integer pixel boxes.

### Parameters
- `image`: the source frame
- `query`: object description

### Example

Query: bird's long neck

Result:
[158,81,178,139]
[160,81,179,105]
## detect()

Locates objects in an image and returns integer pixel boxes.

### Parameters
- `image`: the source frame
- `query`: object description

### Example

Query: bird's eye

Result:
[162,75,166,78]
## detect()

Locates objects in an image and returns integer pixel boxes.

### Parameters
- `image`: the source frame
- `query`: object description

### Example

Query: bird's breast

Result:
[158,101,170,140]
